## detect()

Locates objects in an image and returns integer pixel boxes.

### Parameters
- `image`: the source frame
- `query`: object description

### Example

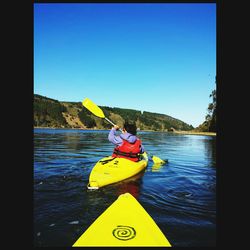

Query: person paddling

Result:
[108,121,145,162]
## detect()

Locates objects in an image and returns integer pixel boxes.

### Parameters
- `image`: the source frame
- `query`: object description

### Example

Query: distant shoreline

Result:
[34,127,216,136]
[173,130,216,136]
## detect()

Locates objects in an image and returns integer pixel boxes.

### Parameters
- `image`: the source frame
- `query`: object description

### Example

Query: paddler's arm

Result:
[108,126,123,146]
[140,145,145,153]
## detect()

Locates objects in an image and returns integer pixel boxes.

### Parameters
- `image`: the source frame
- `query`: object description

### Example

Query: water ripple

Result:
[34,128,216,247]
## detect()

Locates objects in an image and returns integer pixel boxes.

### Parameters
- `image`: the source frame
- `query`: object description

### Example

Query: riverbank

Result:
[173,130,216,136]
[34,127,216,136]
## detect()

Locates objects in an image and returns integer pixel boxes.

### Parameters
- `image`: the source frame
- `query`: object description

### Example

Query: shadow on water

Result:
[34,129,216,247]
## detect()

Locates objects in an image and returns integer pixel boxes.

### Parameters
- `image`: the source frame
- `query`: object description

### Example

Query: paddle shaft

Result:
[105,117,123,132]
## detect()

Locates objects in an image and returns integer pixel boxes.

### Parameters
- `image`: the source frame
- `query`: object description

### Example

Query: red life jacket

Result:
[112,138,142,162]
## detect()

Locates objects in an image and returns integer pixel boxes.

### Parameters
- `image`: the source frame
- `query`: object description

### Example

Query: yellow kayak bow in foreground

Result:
[73,192,171,247]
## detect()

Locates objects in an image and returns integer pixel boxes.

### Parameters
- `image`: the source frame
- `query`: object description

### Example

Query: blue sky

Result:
[34,3,216,127]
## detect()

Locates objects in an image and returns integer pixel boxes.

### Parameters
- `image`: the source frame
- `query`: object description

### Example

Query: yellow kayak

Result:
[87,152,148,189]
[73,192,171,246]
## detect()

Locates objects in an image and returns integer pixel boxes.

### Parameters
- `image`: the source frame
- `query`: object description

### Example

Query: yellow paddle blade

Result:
[82,98,105,118]
[141,152,149,161]
[151,156,165,165]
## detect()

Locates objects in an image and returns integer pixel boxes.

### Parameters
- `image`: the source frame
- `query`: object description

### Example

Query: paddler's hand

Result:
[113,125,120,130]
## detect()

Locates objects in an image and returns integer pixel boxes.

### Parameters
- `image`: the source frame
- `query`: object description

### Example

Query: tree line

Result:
[33,94,194,131]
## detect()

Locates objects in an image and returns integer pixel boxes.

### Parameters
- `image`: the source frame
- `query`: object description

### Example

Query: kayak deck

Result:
[73,192,171,247]
[88,154,148,189]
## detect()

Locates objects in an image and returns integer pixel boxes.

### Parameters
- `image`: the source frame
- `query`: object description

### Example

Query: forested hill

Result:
[34,94,194,131]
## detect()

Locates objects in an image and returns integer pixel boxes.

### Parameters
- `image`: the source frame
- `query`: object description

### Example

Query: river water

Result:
[33,128,216,247]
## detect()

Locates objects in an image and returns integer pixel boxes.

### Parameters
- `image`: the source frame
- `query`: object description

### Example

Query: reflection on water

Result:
[34,129,216,247]
[151,163,165,172]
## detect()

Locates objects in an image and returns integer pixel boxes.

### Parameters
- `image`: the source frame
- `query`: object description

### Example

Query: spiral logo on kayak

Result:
[112,225,136,241]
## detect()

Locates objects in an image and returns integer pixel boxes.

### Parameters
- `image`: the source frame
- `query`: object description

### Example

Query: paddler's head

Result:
[123,120,137,135]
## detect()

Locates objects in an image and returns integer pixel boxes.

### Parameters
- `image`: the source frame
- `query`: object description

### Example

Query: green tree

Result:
[197,78,216,132]
[207,89,216,132]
